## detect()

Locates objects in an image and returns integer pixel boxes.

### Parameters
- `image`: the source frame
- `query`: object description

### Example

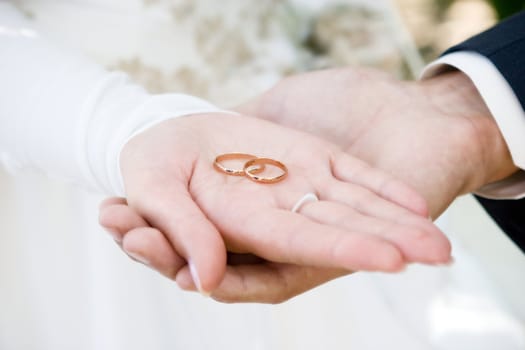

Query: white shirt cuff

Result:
[422,51,525,200]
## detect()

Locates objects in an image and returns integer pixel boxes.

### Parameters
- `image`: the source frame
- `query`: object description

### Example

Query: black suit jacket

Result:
[444,11,525,252]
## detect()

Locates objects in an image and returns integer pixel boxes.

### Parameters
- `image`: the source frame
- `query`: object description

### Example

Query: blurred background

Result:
[1,0,525,349]
[397,0,524,59]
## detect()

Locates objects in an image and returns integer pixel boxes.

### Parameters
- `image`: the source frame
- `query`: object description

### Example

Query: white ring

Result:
[291,193,319,213]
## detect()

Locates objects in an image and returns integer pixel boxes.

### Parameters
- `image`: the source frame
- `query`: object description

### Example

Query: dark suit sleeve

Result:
[444,11,525,252]
[444,11,525,108]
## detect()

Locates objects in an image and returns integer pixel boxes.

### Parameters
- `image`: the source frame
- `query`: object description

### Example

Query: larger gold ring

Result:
[214,153,262,176]
[243,158,288,184]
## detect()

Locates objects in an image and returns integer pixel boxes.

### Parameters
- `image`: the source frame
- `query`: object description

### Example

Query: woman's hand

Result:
[100,112,450,300]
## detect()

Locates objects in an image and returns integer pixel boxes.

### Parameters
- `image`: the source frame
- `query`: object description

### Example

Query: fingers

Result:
[325,177,447,235]
[322,181,451,263]
[331,153,429,217]
[99,197,127,210]
[99,200,149,242]
[225,208,405,272]
[133,185,226,294]
[176,263,348,304]
[122,227,187,280]
[98,199,188,275]
[298,200,450,264]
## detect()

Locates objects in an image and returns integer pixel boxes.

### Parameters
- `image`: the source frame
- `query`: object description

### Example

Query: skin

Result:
[239,68,517,218]
[98,67,511,303]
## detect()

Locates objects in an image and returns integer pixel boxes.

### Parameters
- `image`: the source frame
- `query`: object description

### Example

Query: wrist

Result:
[118,107,236,196]
[420,71,518,195]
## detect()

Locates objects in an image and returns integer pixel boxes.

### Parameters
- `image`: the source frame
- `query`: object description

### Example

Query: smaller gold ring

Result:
[243,158,288,184]
[214,153,263,176]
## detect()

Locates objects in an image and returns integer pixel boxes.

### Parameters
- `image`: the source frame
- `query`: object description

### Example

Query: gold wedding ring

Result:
[213,153,288,184]
[213,153,261,176]
[244,158,288,184]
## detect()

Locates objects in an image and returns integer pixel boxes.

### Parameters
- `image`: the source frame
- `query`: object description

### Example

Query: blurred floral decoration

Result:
[110,1,410,105]
[111,0,525,101]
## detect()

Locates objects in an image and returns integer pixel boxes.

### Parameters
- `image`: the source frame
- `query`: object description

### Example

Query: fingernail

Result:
[189,260,210,297]
[127,251,150,265]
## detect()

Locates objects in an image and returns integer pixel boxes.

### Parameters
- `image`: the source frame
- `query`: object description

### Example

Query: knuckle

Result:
[407,227,431,242]
[383,253,405,272]
[350,188,377,211]
[329,234,351,266]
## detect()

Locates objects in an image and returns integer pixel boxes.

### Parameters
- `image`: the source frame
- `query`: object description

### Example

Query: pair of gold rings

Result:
[213,153,288,184]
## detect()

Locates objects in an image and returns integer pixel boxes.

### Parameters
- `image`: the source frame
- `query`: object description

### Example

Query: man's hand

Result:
[239,68,518,218]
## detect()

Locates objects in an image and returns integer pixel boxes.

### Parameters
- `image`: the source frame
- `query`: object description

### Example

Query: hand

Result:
[239,68,518,218]
[99,112,450,301]
[100,197,349,303]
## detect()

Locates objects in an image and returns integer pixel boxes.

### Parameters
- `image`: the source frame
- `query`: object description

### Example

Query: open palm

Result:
[102,112,451,301]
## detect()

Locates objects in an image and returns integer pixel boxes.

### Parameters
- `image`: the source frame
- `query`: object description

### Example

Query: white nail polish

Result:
[127,251,150,265]
[189,260,207,296]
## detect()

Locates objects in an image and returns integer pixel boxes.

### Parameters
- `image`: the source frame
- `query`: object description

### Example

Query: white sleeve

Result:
[0,3,226,196]
[421,51,525,200]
